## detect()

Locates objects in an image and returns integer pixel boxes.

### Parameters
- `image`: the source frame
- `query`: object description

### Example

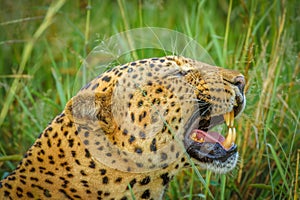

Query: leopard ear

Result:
[65,91,115,133]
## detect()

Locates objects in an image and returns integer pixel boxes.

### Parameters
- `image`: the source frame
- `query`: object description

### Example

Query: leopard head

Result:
[67,56,246,174]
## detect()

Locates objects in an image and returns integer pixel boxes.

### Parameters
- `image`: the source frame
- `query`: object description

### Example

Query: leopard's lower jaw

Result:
[195,152,239,174]
[184,106,241,173]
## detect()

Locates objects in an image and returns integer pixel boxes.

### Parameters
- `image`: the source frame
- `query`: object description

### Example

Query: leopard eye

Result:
[234,76,245,94]
[169,70,189,78]
[177,69,192,76]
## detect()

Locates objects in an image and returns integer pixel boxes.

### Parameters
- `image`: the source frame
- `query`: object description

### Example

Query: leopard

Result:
[0,55,246,199]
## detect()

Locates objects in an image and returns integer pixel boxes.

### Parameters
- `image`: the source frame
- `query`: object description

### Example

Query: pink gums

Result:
[192,129,225,143]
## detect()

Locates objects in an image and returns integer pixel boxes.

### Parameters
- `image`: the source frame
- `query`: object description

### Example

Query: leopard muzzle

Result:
[184,75,246,174]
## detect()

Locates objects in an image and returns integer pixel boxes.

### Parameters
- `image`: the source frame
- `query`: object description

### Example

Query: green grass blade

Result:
[44,39,67,108]
[51,68,67,108]
[204,170,212,198]
[266,143,289,190]
[128,183,136,200]
[207,22,223,66]
[220,174,226,200]
[223,0,233,63]
[0,155,23,162]
[15,94,42,133]
[249,183,274,190]
[188,168,195,200]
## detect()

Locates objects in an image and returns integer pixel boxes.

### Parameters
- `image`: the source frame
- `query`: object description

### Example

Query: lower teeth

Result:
[190,111,237,149]
[221,127,236,149]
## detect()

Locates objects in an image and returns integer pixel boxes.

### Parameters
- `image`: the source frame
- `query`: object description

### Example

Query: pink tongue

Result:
[193,129,225,143]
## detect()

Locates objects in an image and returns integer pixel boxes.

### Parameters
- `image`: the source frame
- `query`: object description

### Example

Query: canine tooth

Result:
[224,111,235,127]
[224,112,230,127]
[232,127,236,143]
[222,127,233,149]
[230,111,234,127]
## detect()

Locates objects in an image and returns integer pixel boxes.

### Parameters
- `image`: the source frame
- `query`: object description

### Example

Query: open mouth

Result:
[184,110,238,164]
[191,111,236,150]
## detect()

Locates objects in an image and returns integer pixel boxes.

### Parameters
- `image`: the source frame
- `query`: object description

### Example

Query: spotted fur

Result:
[0,56,245,199]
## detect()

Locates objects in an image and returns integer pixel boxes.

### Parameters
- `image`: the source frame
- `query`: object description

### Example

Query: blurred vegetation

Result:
[0,0,299,199]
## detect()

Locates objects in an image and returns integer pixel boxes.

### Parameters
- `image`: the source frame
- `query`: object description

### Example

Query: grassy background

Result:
[0,0,299,199]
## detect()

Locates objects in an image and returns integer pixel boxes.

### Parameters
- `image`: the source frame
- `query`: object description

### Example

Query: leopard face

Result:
[0,56,246,199]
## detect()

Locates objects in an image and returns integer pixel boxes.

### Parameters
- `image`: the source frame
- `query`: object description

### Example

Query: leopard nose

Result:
[234,76,245,94]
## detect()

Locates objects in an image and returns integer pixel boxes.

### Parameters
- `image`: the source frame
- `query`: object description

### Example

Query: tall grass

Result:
[0,0,299,199]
